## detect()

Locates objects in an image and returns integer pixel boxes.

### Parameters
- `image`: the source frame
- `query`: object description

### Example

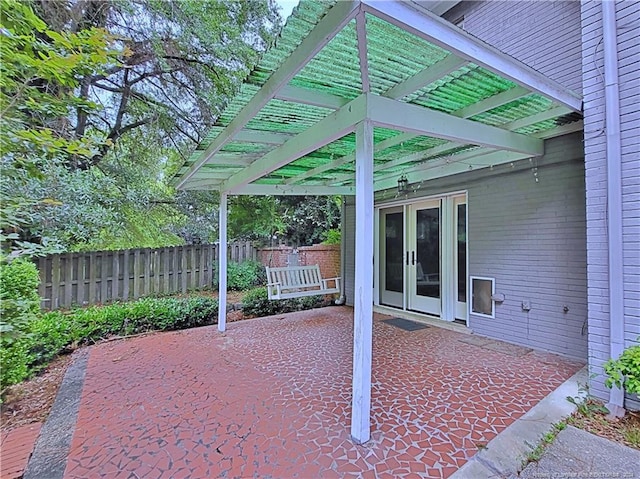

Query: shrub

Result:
[213,260,266,291]
[322,228,341,245]
[0,258,40,345]
[242,287,324,318]
[0,340,32,388]
[604,342,640,395]
[0,296,219,390]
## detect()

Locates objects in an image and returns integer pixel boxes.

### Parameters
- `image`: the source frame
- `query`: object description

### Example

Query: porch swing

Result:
[265,264,341,300]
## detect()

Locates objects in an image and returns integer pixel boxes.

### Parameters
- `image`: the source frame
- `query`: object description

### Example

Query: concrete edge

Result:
[23,348,90,479]
[450,366,588,479]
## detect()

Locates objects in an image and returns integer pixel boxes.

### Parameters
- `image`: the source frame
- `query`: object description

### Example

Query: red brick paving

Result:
[1,423,41,479]
[63,307,583,478]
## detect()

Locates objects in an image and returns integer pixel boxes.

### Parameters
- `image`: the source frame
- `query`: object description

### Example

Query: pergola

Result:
[173,0,583,444]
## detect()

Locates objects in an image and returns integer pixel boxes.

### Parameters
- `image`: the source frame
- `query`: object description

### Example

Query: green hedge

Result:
[0,258,41,345]
[213,260,267,291]
[242,287,324,317]
[1,297,219,390]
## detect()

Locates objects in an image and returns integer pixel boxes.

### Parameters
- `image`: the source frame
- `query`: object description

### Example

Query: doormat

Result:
[382,318,429,331]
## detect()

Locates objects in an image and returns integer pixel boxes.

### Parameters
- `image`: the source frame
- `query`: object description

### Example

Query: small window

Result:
[470,276,495,318]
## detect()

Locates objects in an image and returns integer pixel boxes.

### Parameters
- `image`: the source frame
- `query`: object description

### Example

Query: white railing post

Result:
[218,192,228,332]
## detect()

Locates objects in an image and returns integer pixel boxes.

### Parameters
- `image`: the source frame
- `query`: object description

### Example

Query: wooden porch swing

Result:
[265,264,341,300]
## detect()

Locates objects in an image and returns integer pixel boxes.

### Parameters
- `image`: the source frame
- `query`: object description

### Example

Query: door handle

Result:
[411,251,415,265]
[406,251,409,265]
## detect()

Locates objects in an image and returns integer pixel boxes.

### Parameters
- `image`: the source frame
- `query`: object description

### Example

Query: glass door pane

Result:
[380,208,404,308]
[455,199,468,321]
[409,200,441,316]
[415,208,440,299]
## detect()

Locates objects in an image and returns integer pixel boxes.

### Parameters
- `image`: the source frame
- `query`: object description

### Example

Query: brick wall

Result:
[257,245,341,282]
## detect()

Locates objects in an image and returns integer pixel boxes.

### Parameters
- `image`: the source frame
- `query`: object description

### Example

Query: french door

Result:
[378,194,467,322]
[408,199,441,315]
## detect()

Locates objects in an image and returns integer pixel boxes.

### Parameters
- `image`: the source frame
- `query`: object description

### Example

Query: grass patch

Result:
[523,422,567,466]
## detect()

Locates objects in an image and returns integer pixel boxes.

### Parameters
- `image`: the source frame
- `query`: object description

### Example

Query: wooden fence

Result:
[38,242,256,310]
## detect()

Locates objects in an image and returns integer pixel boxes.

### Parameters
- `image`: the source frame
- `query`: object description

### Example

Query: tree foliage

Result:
[1,0,281,253]
[0,0,119,258]
[32,0,280,169]
[228,195,342,247]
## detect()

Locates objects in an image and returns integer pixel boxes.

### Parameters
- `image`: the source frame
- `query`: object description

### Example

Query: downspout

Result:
[601,0,625,417]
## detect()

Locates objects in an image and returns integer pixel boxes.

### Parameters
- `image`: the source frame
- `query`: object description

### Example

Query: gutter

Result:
[601,0,625,417]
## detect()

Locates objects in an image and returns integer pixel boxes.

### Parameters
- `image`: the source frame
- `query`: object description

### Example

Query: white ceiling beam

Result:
[181,179,223,190]
[356,11,370,93]
[189,170,241,180]
[274,85,351,110]
[361,0,582,112]
[373,149,532,191]
[374,146,488,185]
[202,153,260,167]
[232,129,294,145]
[384,54,467,100]
[533,120,583,139]
[500,105,573,131]
[233,184,355,196]
[284,131,418,185]
[328,95,569,185]
[327,141,460,185]
[451,85,531,118]
[369,94,544,155]
[175,0,360,189]
[222,94,366,193]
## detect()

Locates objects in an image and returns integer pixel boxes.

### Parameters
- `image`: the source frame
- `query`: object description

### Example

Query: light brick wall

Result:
[445,0,583,92]
[257,245,341,283]
[580,0,640,403]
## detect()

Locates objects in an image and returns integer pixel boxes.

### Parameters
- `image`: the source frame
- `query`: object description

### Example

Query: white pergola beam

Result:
[351,120,374,444]
[187,171,239,180]
[275,85,351,110]
[369,95,544,155]
[533,120,583,139]
[328,140,464,185]
[362,0,582,112]
[284,131,418,185]
[234,184,355,196]
[384,54,467,100]
[500,105,573,131]
[356,11,370,93]
[175,0,360,189]
[374,146,487,186]
[452,85,531,118]
[222,95,366,193]
[374,149,533,191]
[232,129,294,145]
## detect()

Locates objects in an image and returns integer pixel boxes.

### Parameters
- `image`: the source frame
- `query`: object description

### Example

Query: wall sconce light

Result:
[397,174,409,194]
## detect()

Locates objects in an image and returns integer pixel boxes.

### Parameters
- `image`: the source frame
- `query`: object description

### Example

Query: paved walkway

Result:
[25,307,583,478]
[0,423,41,479]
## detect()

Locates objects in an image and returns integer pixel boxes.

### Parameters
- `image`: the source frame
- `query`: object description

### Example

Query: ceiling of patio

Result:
[173,0,583,194]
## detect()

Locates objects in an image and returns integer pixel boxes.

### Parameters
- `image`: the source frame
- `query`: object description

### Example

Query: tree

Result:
[1,0,281,253]
[32,0,281,169]
[0,0,119,257]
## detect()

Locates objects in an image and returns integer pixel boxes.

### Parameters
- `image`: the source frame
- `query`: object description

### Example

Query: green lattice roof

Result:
[175,0,582,192]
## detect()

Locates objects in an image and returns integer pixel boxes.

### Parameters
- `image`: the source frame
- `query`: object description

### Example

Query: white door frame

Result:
[375,191,468,323]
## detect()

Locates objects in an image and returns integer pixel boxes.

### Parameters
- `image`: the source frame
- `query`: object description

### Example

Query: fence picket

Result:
[37,242,255,310]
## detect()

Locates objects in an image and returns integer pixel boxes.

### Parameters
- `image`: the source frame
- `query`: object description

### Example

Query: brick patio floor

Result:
[62,307,583,479]
[1,423,42,479]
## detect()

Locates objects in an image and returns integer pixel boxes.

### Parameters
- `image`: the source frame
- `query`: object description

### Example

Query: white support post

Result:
[351,120,374,444]
[218,192,228,332]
